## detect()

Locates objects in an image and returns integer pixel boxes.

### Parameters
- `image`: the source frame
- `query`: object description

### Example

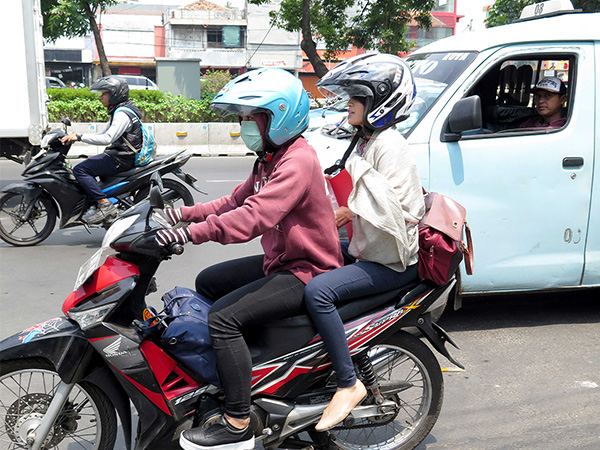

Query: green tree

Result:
[252,0,434,78]
[486,0,600,27]
[41,0,116,76]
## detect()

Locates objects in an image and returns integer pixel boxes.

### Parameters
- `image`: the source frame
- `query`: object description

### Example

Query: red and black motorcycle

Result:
[0,179,463,450]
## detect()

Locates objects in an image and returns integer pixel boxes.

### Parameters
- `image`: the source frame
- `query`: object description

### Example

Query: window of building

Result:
[207,27,223,48]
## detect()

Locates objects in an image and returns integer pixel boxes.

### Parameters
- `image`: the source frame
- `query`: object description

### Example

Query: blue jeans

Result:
[304,242,418,388]
[73,153,119,202]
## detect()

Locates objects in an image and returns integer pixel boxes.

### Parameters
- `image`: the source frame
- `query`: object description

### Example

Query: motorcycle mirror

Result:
[61,116,72,127]
[23,150,32,166]
[150,186,165,210]
[150,172,163,191]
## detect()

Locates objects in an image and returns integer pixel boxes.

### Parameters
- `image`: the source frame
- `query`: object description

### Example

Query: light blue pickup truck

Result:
[309,1,600,301]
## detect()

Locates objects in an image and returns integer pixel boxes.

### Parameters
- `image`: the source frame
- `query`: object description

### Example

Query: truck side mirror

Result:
[441,96,483,142]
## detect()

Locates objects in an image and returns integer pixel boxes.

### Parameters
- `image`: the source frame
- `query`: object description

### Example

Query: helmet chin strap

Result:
[253,146,276,175]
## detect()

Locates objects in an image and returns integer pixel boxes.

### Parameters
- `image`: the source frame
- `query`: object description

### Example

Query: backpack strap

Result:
[122,136,139,153]
[460,224,474,275]
[114,105,140,121]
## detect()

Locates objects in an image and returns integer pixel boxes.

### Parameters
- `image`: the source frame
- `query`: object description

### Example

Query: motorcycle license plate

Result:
[73,248,106,291]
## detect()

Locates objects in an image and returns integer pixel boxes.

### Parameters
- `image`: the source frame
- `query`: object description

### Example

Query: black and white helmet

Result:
[90,75,130,106]
[316,53,416,131]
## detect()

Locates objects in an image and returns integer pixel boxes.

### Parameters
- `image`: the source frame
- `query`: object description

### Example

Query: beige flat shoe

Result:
[315,379,367,431]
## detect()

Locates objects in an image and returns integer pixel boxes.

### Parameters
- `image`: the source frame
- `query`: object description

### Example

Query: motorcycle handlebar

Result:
[169,243,185,255]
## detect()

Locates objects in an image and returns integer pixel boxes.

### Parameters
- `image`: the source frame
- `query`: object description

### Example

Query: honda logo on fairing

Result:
[103,337,128,357]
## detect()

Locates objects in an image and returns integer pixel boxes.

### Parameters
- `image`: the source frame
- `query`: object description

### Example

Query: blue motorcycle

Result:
[0,121,202,246]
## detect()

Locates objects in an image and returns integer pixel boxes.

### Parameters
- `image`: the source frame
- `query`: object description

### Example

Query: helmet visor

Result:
[317,83,373,100]
[210,102,270,118]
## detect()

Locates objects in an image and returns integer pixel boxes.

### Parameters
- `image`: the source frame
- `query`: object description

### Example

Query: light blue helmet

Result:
[210,68,310,147]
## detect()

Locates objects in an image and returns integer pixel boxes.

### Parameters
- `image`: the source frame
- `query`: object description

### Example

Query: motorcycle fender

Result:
[172,167,204,193]
[0,317,134,450]
[416,313,465,370]
[1,182,43,202]
[0,317,95,383]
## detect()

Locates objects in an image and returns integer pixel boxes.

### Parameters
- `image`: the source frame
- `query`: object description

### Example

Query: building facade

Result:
[43,0,471,95]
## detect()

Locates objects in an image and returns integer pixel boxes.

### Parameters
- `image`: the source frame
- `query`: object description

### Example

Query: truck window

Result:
[463,54,574,135]
[401,52,477,136]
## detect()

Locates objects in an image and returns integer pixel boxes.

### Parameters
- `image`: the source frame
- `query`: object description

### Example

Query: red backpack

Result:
[418,191,474,285]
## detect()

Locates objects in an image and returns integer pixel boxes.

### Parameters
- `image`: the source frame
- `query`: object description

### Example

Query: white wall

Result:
[100,14,162,59]
[456,0,493,33]
[246,1,302,70]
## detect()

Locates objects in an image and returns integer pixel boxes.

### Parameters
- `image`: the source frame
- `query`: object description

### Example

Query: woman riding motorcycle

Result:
[154,67,343,450]
[305,53,426,431]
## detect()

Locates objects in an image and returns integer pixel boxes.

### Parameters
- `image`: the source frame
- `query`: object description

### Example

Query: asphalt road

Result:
[1,157,599,449]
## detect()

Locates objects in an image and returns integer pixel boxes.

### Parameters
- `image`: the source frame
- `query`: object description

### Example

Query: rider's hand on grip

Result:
[164,208,183,226]
[156,227,191,247]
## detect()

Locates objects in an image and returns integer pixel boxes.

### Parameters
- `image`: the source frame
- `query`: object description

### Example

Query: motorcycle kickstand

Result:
[28,381,75,450]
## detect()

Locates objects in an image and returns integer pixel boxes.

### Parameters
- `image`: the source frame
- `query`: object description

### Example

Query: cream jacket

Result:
[346,128,425,272]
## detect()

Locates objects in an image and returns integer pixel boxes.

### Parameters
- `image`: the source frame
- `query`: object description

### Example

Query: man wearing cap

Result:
[520,76,567,129]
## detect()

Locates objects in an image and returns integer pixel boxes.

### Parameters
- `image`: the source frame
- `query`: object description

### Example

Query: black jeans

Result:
[197,255,306,419]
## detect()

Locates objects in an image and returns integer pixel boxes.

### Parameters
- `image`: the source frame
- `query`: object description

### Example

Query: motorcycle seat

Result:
[246,280,423,364]
[100,154,175,183]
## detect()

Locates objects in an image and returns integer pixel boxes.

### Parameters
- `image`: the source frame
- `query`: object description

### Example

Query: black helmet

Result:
[316,53,416,131]
[90,75,130,105]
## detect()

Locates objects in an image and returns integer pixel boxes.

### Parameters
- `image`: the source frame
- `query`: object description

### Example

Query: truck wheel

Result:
[0,192,56,246]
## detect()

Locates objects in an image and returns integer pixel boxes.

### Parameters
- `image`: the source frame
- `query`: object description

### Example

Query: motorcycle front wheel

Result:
[0,359,117,450]
[329,332,443,450]
[0,192,57,246]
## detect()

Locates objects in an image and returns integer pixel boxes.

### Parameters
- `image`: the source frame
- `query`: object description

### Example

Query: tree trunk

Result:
[83,3,111,76]
[300,0,328,79]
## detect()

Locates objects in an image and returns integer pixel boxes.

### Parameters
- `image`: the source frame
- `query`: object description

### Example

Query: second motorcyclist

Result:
[154,68,344,450]
[61,75,143,224]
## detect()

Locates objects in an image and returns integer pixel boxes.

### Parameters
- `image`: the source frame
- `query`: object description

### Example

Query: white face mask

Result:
[240,121,264,153]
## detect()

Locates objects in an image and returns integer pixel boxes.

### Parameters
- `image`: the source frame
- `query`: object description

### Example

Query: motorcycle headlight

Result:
[69,303,115,329]
[102,214,139,248]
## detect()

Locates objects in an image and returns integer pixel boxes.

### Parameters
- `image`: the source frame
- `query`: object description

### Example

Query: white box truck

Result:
[0,0,48,162]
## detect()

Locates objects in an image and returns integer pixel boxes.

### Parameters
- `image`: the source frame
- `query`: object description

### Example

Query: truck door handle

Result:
[563,157,584,168]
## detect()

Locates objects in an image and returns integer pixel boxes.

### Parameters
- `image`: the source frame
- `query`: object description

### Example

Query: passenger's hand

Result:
[61,133,79,144]
[156,228,191,247]
[164,208,183,226]
[335,206,353,229]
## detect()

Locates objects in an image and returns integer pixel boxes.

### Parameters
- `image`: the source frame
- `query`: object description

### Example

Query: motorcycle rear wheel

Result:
[0,359,117,450]
[0,192,57,246]
[329,332,443,450]
[133,178,195,208]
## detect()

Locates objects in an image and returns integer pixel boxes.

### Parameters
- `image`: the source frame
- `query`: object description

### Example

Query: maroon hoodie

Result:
[180,135,343,284]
